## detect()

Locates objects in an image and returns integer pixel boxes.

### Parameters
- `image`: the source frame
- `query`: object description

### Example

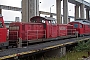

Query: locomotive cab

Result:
[30,16,57,38]
[30,16,56,24]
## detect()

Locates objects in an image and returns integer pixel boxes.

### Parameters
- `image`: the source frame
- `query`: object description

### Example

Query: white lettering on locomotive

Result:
[59,26,66,30]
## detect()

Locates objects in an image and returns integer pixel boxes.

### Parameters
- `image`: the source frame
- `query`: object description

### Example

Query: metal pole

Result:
[50,7,51,14]
[50,5,54,17]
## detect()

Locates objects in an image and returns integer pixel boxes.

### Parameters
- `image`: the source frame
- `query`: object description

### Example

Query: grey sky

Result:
[0,0,21,21]
[0,0,90,21]
[39,0,74,16]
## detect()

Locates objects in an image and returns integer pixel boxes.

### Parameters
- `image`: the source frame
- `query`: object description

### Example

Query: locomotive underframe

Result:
[0,41,9,48]
[8,35,77,47]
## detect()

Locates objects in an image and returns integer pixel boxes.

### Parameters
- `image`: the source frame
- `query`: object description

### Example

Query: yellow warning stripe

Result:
[43,44,63,50]
[0,54,17,60]
[79,38,89,42]
[0,50,39,60]
[64,42,74,45]
[19,50,39,55]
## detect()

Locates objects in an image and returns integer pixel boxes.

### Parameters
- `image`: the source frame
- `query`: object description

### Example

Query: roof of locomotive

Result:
[30,16,56,21]
[9,22,44,25]
[70,19,90,25]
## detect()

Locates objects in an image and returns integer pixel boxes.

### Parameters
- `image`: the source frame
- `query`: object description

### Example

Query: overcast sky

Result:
[0,0,90,21]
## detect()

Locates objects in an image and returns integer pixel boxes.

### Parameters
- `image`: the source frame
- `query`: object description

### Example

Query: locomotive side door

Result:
[78,23,84,35]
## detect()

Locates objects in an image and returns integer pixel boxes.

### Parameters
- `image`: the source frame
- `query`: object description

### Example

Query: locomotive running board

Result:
[8,35,77,47]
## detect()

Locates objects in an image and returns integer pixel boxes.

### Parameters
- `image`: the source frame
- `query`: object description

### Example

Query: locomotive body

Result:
[0,16,8,48]
[57,24,75,36]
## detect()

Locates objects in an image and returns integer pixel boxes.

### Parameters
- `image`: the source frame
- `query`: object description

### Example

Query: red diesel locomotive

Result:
[0,16,90,47]
[69,19,90,36]
[8,16,76,46]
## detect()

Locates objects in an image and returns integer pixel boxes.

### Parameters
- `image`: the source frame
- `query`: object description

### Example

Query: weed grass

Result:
[45,51,88,60]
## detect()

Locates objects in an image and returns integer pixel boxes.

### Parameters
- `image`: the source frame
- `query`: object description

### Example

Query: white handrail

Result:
[59,29,76,36]
[26,30,46,40]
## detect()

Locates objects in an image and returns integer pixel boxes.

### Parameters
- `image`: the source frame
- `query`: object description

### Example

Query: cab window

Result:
[88,25,90,28]
[51,20,56,24]
[74,24,78,28]
[42,20,45,23]
[48,21,51,23]
[80,24,82,28]
[0,21,3,28]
